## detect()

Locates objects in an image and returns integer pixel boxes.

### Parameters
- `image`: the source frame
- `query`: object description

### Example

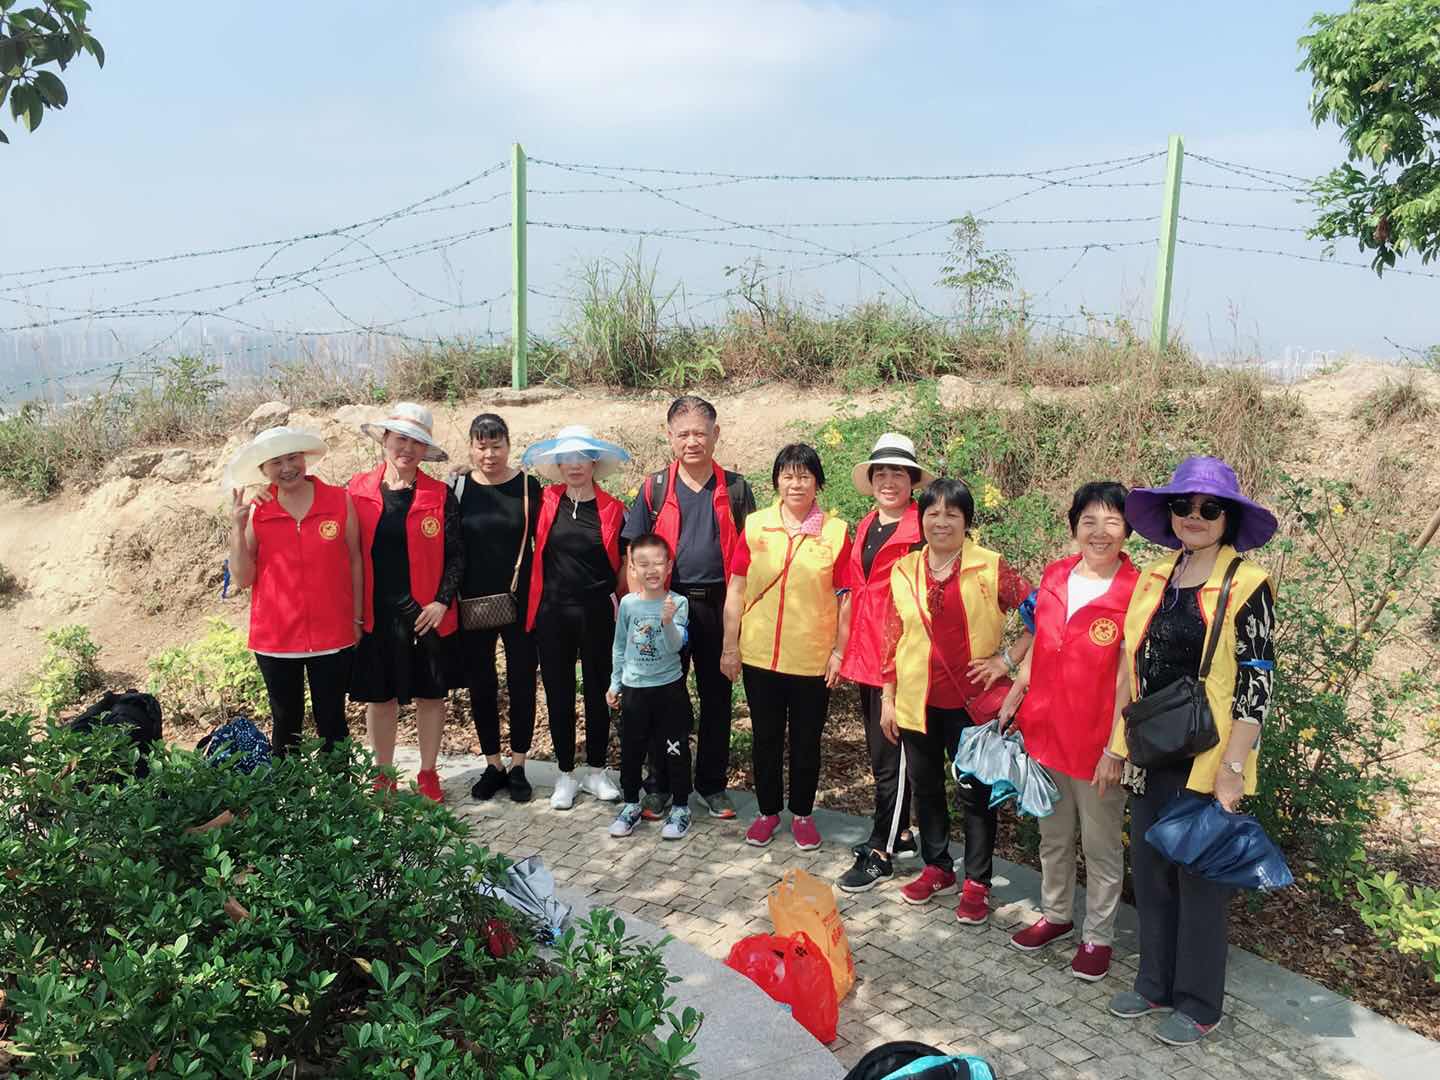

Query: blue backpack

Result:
[197,715,272,774]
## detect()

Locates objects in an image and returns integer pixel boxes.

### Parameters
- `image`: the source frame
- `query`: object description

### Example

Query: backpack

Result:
[197,715,273,774]
[642,468,750,524]
[66,690,164,779]
[843,1042,995,1080]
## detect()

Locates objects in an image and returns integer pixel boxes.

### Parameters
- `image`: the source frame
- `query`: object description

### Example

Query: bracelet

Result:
[1001,647,1018,676]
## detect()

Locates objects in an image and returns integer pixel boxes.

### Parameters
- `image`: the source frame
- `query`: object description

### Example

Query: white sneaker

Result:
[580,767,621,802]
[550,771,579,810]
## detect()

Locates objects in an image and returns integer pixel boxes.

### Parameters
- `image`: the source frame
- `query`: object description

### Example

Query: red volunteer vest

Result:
[839,504,921,687]
[1017,553,1139,779]
[248,477,355,654]
[645,460,741,580]
[525,484,625,631]
[348,463,457,637]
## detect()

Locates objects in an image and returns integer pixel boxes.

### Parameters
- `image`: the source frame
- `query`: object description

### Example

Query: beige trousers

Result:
[1038,768,1127,946]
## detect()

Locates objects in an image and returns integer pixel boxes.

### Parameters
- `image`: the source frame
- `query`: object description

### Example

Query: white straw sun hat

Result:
[851,432,935,495]
[521,425,632,483]
[359,402,449,463]
[225,426,328,489]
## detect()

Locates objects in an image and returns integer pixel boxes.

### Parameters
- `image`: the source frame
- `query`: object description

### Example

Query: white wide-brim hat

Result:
[521,425,631,483]
[225,426,328,489]
[851,432,935,495]
[360,402,449,462]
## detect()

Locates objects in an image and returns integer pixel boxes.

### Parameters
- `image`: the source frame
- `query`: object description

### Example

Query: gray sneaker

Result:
[608,802,644,838]
[1154,1011,1217,1046]
[699,791,737,819]
[640,792,672,821]
[660,806,692,841]
[1108,990,1171,1019]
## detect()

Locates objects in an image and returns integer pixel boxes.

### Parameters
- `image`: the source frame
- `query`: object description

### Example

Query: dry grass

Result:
[1352,372,1436,431]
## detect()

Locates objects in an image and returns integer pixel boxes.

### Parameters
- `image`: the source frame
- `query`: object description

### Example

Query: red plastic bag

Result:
[724,931,838,1043]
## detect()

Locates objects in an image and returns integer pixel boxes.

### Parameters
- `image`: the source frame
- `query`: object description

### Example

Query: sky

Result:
[3,0,1437,386]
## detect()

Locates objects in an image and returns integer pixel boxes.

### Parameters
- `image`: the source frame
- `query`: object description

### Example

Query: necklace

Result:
[927,548,961,577]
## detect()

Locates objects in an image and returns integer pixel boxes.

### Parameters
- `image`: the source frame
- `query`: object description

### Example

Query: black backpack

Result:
[67,690,163,779]
[642,468,751,523]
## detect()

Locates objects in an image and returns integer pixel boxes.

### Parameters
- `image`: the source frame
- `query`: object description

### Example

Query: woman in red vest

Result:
[228,427,362,755]
[348,403,462,802]
[997,482,1139,982]
[521,425,631,812]
[835,433,930,894]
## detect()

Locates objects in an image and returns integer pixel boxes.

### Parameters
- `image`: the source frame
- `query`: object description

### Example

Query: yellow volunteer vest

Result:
[738,503,850,677]
[1107,544,1270,795]
[889,543,1005,734]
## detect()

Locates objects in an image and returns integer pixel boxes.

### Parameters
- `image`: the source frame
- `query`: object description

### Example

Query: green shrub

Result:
[0,714,701,1077]
[387,340,512,403]
[28,624,103,718]
[148,618,270,723]
[0,403,68,498]
[1356,872,1440,983]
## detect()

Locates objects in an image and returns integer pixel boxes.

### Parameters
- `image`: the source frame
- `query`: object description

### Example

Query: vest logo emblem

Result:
[420,515,441,538]
[318,519,340,541]
[1088,617,1119,646]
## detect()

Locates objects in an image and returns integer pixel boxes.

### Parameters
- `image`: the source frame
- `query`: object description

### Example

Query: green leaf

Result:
[9,81,31,122]
[0,128,8,144]
[32,69,66,108]
[84,33,103,67]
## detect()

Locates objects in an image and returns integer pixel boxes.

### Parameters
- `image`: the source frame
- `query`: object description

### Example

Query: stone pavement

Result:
[406,752,1438,1080]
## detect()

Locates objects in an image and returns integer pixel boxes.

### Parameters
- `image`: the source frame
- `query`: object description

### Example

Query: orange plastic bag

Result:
[768,868,855,1001]
[724,931,838,1043]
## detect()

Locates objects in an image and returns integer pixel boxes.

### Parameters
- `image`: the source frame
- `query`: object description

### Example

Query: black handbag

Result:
[1122,557,1241,770]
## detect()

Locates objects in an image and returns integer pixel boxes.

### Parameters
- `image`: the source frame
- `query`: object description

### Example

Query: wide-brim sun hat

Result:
[521,425,631,483]
[851,432,935,495]
[224,426,327,489]
[1125,455,1278,552]
[360,402,449,463]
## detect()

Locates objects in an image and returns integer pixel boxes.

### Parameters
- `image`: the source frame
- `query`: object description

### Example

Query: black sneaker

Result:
[837,848,893,894]
[470,765,509,801]
[507,764,533,803]
[893,831,919,859]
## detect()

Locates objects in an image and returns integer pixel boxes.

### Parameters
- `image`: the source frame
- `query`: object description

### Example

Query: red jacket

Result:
[525,484,624,631]
[348,463,457,637]
[839,504,921,687]
[1017,553,1139,779]
[248,477,355,654]
[645,460,741,580]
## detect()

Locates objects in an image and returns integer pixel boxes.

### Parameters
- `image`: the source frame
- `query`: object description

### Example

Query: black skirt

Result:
[350,605,452,706]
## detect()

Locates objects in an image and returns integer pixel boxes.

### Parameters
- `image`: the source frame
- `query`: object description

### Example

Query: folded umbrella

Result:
[1144,795,1294,891]
[952,720,1059,818]
[476,855,573,942]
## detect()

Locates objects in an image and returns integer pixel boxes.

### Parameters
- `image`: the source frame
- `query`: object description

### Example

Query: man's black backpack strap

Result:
[644,468,748,524]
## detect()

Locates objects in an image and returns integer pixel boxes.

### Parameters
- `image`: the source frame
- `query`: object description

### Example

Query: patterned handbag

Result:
[455,472,528,631]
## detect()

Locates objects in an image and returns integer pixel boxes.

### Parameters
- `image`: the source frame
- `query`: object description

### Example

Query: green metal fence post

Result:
[511,142,528,389]
[1150,134,1184,354]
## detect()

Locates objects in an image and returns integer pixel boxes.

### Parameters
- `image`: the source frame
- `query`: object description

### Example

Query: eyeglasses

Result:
[1167,496,1226,521]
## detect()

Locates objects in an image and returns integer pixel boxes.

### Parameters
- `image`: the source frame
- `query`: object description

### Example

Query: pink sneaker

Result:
[791,815,822,850]
[899,865,959,905]
[1010,917,1075,952]
[954,880,990,925]
[416,769,445,803]
[745,814,782,847]
[1071,942,1113,981]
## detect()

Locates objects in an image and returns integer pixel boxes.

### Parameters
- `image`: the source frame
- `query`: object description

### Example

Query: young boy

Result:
[606,533,694,840]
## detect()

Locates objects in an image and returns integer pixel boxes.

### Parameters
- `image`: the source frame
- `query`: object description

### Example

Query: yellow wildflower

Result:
[1298,727,1317,743]
[627,487,639,499]
[981,483,1004,510]
[1331,502,1346,517]
[947,434,966,451]
[821,427,843,448]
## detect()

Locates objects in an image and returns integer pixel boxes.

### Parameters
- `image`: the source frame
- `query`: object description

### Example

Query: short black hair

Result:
[1166,494,1242,547]
[916,477,974,530]
[468,413,510,443]
[771,443,825,489]
[869,462,922,486]
[1068,481,1132,536]
[628,532,673,560]
[667,395,717,425]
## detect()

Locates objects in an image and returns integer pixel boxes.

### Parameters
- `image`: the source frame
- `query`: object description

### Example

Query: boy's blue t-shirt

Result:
[610,592,689,692]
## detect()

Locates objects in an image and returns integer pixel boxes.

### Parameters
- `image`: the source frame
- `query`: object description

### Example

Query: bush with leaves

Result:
[0,0,105,144]
[0,714,702,1078]
[147,618,270,724]
[28,623,102,718]
[1355,872,1440,983]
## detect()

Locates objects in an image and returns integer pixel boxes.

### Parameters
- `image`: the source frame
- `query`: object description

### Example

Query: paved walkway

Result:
[408,753,1437,1080]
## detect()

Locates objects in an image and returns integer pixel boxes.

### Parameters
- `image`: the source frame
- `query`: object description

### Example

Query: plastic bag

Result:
[768,868,855,1001]
[1144,794,1294,891]
[725,932,838,1043]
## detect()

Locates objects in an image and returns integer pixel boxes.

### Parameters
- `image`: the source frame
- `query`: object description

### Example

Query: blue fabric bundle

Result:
[1144,794,1294,891]
[951,719,1059,818]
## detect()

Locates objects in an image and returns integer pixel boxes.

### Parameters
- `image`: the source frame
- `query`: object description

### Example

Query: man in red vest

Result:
[621,395,756,822]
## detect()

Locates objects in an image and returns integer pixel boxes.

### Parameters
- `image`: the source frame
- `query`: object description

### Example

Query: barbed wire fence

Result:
[3,141,1437,405]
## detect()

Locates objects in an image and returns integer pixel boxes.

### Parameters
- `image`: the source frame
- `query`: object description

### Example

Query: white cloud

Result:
[448,0,890,119]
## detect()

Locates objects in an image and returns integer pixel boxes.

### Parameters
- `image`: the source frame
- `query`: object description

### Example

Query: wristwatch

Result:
[1223,760,1244,775]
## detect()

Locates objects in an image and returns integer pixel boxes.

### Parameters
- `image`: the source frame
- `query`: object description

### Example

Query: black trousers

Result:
[900,705,996,884]
[859,684,912,852]
[458,621,538,756]
[742,664,829,817]
[620,678,694,805]
[1131,763,1234,1025]
[254,648,354,756]
[646,583,733,798]
[536,595,614,772]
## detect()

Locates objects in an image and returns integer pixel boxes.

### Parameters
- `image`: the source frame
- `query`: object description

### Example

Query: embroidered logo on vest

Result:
[1088,617,1119,646]
[420,515,441,538]
[318,519,339,541]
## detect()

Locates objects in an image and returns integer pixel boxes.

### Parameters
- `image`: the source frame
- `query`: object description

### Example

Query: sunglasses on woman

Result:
[1167,496,1226,521]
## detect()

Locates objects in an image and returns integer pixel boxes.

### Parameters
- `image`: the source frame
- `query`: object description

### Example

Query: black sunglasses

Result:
[1167,495,1226,521]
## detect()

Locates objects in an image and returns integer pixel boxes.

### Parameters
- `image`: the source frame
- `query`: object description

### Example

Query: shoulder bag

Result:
[455,473,529,631]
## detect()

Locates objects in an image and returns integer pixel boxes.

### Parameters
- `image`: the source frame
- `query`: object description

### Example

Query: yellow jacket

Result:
[1107,544,1271,795]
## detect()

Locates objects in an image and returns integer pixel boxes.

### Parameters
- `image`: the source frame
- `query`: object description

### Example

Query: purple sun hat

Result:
[1125,456,1278,552]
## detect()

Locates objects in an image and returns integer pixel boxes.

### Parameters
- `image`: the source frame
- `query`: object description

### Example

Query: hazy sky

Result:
[4,0,1437,373]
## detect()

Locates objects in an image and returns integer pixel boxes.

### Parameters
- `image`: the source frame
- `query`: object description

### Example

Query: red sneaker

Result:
[1010,917,1075,952]
[1071,942,1112,981]
[899,865,959,905]
[791,815,822,851]
[745,814,782,847]
[954,880,991,925]
[416,769,445,803]
[372,773,399,794]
